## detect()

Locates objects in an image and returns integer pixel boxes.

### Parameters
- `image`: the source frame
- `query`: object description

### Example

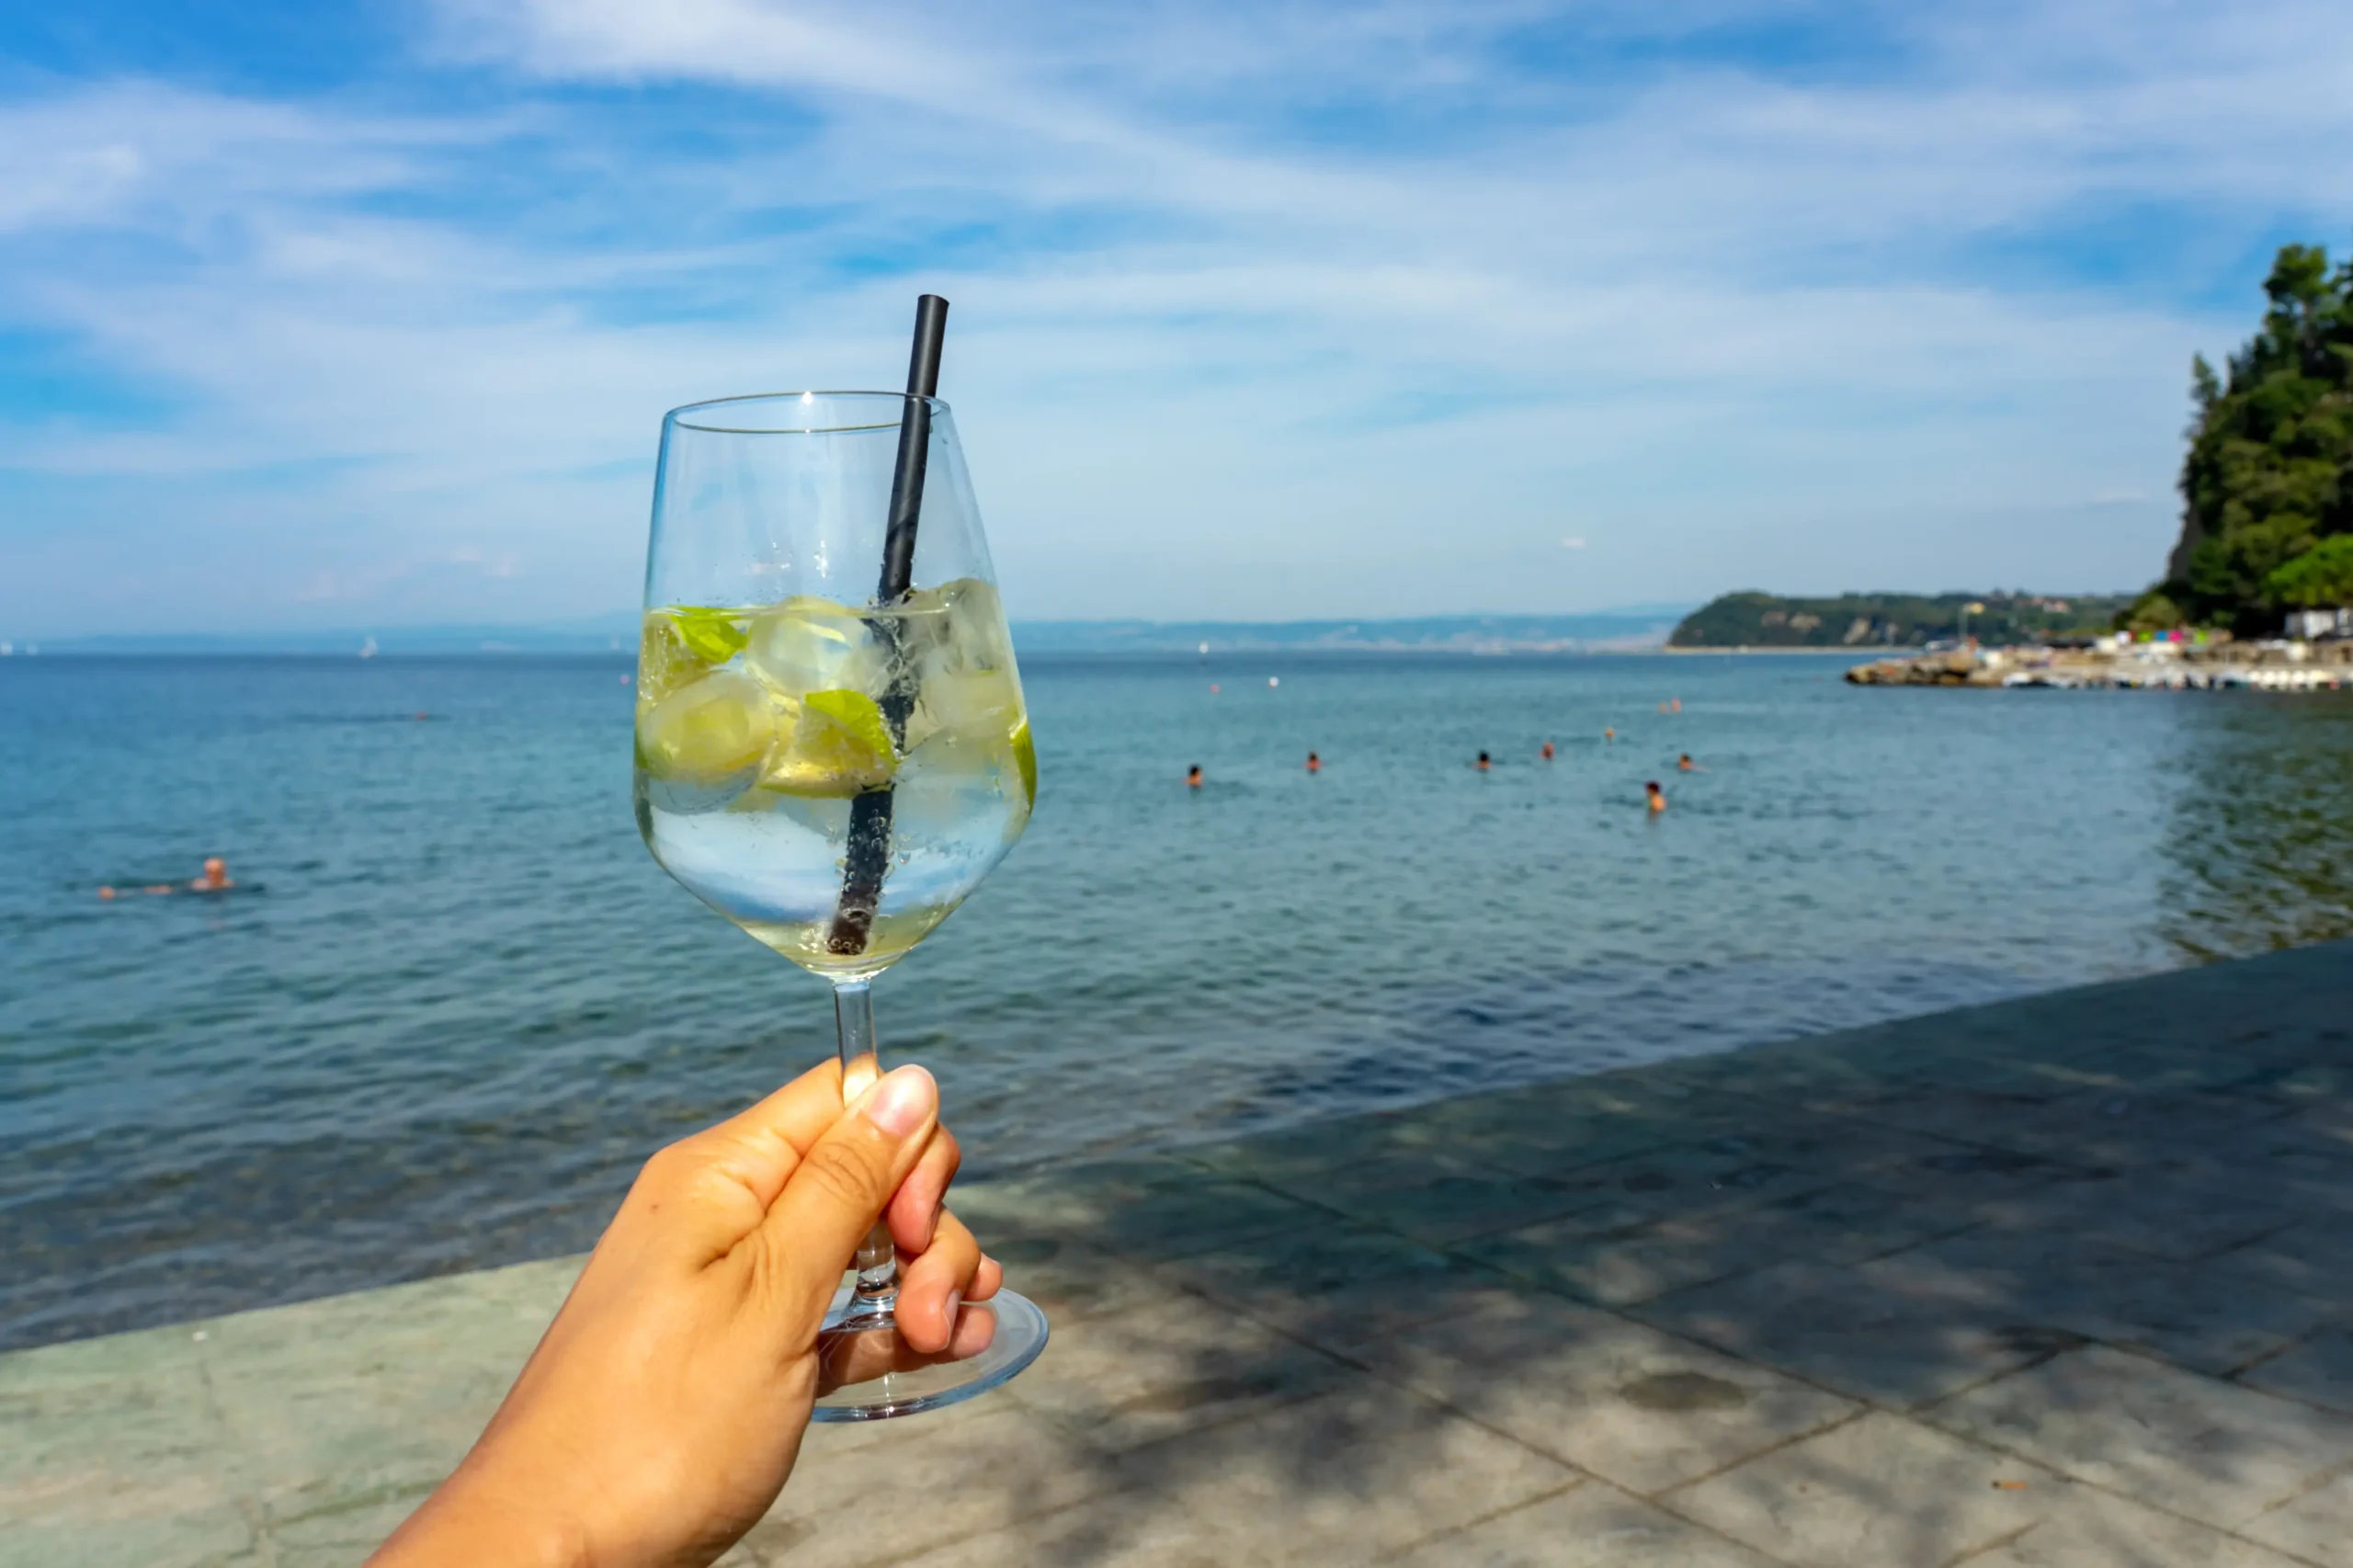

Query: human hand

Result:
[369,1060,1002,1568]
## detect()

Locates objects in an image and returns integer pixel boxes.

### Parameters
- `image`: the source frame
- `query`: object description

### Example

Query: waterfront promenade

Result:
[6,941,2352,1566]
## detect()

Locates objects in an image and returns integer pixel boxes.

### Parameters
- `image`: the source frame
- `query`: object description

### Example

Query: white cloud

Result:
[4,0,2350,632]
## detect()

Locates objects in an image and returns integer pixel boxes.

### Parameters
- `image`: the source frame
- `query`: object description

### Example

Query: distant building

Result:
[2284,608,2353,640]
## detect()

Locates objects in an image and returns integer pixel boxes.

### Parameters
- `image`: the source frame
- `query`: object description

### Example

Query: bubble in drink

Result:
[633,578,1034,978]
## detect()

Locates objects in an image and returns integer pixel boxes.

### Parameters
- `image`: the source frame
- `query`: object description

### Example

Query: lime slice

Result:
[668,606,749,663]
[635,671,776,783]
[1011,719,1037,806]
[640,607,749,706]
[761,687,898,797]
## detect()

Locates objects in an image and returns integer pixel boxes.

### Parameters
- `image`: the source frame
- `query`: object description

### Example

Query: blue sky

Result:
[1,0,2348,634]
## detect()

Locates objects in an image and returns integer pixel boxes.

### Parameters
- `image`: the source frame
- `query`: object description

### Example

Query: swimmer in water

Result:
[100,856,234,900]
[1671,698,1682,713]
[1540,741,1555,760]
[1187,765,1202,789]
[1677,753,1696,772]
[1305,751,1321,773]
[1476,750,1492,771]
[1645,781,1666,813]
[1604,727,1616,744]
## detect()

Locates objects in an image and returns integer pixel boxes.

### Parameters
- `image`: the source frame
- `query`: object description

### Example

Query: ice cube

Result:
[744,596,886,700]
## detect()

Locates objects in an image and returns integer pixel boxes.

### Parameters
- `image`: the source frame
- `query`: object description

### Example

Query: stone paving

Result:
[6,939,2352,1567]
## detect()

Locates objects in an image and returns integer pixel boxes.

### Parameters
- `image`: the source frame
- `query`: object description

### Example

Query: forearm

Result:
[366,1461,588,1568]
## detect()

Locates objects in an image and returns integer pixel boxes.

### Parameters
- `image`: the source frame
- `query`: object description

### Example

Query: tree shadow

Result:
[751,942,2353,1564]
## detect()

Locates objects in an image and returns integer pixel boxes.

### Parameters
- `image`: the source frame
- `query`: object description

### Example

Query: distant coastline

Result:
[17,606,1698,659]
[1668,590,2131,650]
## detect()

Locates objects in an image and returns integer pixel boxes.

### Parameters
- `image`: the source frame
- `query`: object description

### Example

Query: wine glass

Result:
[632,388,1046,1420]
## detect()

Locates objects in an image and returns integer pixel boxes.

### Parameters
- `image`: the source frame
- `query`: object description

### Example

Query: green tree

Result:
[2139,243,2353,631]
[2267,534,2353,608]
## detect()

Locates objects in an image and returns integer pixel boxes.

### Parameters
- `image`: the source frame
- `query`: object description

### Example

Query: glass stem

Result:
[833,979,899,1317]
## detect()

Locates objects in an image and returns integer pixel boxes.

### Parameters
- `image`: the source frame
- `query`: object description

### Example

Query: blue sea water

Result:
[4,652,2351,1349]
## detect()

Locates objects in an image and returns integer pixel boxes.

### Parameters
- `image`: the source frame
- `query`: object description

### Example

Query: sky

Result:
[1,0,2349,635]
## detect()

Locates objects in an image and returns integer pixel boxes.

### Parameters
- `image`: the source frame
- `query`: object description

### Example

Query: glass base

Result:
[810,1286,1049,1422]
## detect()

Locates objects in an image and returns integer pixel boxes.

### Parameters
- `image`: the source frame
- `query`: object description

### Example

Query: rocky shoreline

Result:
[1846,640,2353,689]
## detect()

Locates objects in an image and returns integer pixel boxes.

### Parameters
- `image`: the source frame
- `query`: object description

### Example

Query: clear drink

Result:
[632,575,1034,977]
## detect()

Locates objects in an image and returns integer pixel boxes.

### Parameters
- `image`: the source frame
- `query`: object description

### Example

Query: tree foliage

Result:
[1671,591,2131,648]
[2137,243,2353,631]
[2266,533,2353,608]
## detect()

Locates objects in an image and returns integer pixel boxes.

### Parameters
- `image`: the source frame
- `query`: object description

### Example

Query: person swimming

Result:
[1476,750,1492,771]
[1305,751,1321,773]
[1540,741,1555,760]
[1604,727,1616,744]
[1671,698,1682,713]
[1187,765,1202,789]
[1645,781,1666,813]
[101,856,234,899]
[1677,753,1696,771]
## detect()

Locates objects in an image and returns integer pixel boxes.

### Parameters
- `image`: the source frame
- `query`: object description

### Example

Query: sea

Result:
[6,651,2351,1350]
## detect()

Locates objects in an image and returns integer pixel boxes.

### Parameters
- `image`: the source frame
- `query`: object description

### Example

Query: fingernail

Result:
[860,1065,936,1138]
[944,1289,963,1337]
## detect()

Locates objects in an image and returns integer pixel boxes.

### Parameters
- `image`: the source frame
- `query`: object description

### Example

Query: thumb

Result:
[756,1064,939,1318]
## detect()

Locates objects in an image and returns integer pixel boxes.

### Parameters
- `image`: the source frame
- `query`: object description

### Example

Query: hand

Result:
[369,1061,1002,1568]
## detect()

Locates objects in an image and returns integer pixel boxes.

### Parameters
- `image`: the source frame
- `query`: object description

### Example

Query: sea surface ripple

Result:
[4,652,2350,1348]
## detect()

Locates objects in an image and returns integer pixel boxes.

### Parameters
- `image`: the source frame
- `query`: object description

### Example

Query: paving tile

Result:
[1632,1258,2072,1408]
[1364,1290,1855,1494]
[1948,1090,2296,1165]
[197,1267,561,1529]
[1468,1180,1973,1308]
[2234,1218,2353,1304]
[950,1170,1323,1264]
[1222,1260,1552,1363]
[1961,1174,2300,1262]
[1797,1085,2100,1152]
[1002,1294,1347,1454]
[0,1323,244,1562]
[2242,1468,2353,1566]
[268,1494,429,1568]
[980,1234,1168,1326]
[1675,1115,1970,1187]
[2240,1325,2353,1416]
[1512,1141,1844,1234]
[2286,1094,2353,1151]
[1853,1141,2120,1210]
[1953,1482,2315,1567]
[1149,1219,1505,1355]
[1258,1151,1599,1245]
[2162,1128,2353,1219]
[1385,1483,1779,1566]
[1665,1410,2053,1568]
[1923,1346,2353,1529]
[1180,1111,1459,1182]
[1870,1230,2337,1376]
[732,1403,1111,1568]
[893,1382,1574,1568]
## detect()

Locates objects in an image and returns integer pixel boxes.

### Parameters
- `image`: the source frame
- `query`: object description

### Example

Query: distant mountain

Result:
[28,608,1693,657]
[1669,591,2134,649]
[29,617,640,655]
[1012,608,1694,654]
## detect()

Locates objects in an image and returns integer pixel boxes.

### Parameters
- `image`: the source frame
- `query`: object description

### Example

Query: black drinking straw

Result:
[825,295,949,955]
